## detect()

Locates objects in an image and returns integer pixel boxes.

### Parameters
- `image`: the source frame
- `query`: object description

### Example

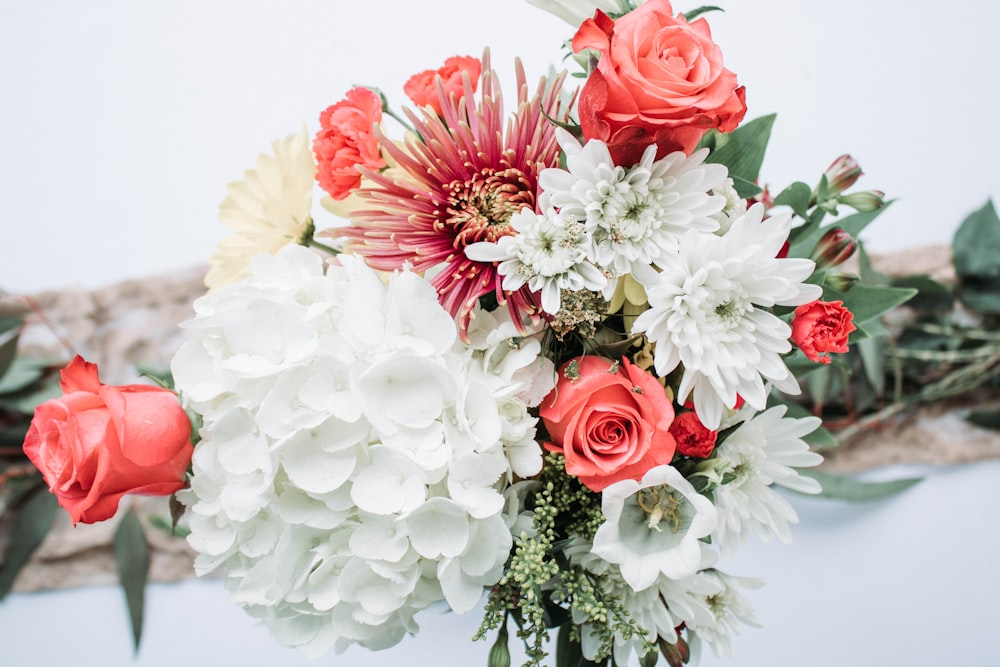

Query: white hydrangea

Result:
[707,405,824,557]
[630,204,823,429]
[172,246,554,656]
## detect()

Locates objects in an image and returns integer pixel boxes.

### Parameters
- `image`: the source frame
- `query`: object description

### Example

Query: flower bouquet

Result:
[11,0,917,664]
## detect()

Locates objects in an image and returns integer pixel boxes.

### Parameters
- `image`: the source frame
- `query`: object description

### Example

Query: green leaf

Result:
[798,468,922,501]
[788,205,890,260]
[891,275,954,313]
[966,408,1000,431]
[959,275,1000,314]
[555,623,605,667]
[0,316,22,381]
[113,508,150,654]
[136,365,174,390]
[730,175,762,199]
[823,284,917,324]
[773,181,812,219]
[0,485,58,600]
[855,336,885,396]
[703,114,775,183]
[682,6,724,21]
[0,357,53,395]
[953,199,1000,279]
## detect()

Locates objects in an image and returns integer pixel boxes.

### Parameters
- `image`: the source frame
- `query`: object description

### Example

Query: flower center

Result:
[636,484,684,533]
[444,167,534,247]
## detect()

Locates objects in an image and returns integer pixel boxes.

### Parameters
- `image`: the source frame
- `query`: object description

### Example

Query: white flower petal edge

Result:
[173,246,553,655]
[591,465,717,592]
[631,204,823,429]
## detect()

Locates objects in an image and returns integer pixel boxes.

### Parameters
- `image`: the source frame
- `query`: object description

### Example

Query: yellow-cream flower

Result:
[204,128,315,290]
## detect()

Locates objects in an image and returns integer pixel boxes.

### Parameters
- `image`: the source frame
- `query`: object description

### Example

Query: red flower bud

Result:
[823,154,863,196]
[810,227,856,270]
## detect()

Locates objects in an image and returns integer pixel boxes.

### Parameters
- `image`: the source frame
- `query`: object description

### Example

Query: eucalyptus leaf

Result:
[773,181,812,219]
[0,358,53,395]
[953,199,1000,279]
[0,316,22,381]
[856,336,885,396]
[682,5,723,21]
[823,284,917,324]
[114,508,150,653]
[703,114,775,183]
[730,175,763,199]
[0,485,58,600]
[966,408,1000,431]
[797,468,922,501]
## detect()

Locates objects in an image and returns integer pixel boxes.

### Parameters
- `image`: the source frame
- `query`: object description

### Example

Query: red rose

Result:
[22,356,193,524]
[572,0,746,166]
[791,300,857,364]
[313,86,387,200]
[668,411,717,459]
[403,55,482,117]
[540,356,675,492]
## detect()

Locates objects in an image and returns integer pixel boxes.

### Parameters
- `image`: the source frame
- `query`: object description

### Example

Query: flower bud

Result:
[824,271,859,292]
[823,154,863,196]
[809,227,856,270]
[838,190,885,212]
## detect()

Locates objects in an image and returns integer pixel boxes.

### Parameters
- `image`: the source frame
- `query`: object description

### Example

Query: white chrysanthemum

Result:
[173,246,553,656]
[591,465,717,592]
[682,570,763,658]
[539,129,728,280]
[709,177,748,236]
[631,204,823,429]
[205,128,316,290]
[465,202,606,315]
[708,405,823,557]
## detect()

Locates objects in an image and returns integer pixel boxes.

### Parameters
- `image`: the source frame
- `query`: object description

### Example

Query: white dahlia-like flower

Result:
[682,569,763,658]
[709,177,748,236]
[539,129,728,280]
[205,128,316,290]
[465,201,607,315]
[591,465,717,592]
[567,538,720,666]
[172,246,553,656]
[630,204,823,429]
[708,405,823,557]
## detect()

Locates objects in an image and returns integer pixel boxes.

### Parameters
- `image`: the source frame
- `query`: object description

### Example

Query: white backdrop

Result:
[3,0,1000,293]
[2,1,1000,666]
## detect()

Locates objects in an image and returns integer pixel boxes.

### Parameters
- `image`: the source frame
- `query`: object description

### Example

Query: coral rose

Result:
[540,356,675,492]
[22,356,193,524]
[313,86,387,200]
[668,410,717,459]
[791,300,857,364]
[572,0,746,166]
[403,55,482,117]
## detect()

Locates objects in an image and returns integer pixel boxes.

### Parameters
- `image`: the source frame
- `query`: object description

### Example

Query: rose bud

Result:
[823,154,863,196]
[809,227,856,270]
[838,190,885,212]
[22,356,193,524]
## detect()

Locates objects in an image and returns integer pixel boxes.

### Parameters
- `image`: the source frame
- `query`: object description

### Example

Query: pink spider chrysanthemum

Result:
[335,51,571,338]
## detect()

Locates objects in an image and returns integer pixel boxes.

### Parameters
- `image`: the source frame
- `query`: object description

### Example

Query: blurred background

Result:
[1,1,999,665]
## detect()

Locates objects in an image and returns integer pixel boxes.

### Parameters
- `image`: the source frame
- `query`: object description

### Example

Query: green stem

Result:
[306,237,341,256]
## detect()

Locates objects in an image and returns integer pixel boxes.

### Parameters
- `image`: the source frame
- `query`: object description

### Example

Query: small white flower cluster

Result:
[171,246,554,655]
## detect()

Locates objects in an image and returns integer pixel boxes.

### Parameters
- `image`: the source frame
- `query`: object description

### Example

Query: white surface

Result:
[3,0,1000,293]
[2,462,999,666]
